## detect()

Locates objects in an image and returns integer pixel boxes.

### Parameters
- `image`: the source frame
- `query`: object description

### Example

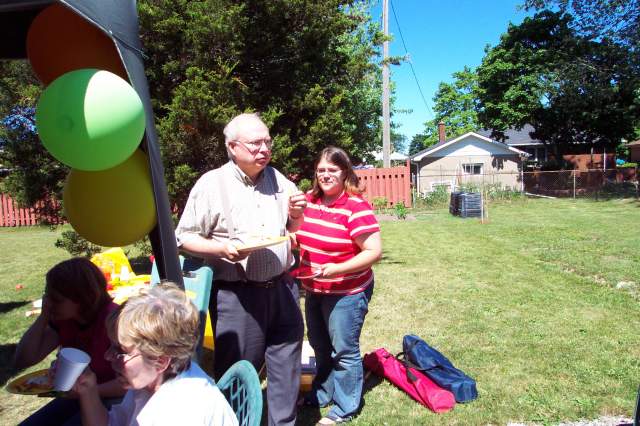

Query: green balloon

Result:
[36,68,146,171]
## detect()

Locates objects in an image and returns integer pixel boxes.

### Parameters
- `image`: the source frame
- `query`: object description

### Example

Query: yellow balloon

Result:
[63,150,157,247]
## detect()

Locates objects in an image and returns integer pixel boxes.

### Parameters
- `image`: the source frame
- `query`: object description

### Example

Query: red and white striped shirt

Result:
[296,191,380,295]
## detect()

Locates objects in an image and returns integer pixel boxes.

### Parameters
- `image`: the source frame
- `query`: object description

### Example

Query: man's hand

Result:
[288,191,307,220]
[220,241,249,262]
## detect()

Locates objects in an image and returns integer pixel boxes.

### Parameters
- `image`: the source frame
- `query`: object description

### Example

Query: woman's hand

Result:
[39,294,52,323]
[288,191,307,220]
[72,368,98,398]
[319,263,341,278]
[47,356,58,384]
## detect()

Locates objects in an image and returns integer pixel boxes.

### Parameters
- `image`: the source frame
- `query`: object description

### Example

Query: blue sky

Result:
[370,0,533,151]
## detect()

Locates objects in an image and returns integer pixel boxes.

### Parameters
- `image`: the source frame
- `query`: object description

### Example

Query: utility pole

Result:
[382,0,391,167]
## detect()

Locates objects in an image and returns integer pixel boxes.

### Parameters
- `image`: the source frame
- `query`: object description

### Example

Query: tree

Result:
[420,66,481,147]
[1,0,384,218]
[408,132,427,155]
[476,11,640,164]
[0,61,65,220]
[522,0,640,51]
[138,0,383,209]
[391,130,406,154]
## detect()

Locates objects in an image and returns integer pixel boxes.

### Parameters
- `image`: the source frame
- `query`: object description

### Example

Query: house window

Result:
[462,163,483,175]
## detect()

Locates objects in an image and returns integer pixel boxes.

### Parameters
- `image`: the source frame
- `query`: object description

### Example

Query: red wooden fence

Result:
[0,193,64,227]
[1,164,414,227]
[355,162,411,207]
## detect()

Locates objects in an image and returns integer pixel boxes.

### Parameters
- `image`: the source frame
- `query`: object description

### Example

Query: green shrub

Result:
[372,196,388,212]
[54,230,103,257]
[459,182,523,202]
[618,162,637,168]
[394,202,408,220]
[298,178,312,192]
[421,186,450,208]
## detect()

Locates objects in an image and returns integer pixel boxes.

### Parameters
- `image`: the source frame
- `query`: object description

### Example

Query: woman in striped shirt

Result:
[295,146,382,425]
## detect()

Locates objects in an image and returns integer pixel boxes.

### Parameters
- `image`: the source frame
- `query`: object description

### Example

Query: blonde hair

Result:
[107,282,199,379]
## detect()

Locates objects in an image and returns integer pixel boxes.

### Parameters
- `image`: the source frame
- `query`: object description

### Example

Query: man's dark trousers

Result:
[211,274,303,426]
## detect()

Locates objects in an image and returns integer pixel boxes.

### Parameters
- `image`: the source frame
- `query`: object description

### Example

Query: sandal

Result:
[316,415,348,425]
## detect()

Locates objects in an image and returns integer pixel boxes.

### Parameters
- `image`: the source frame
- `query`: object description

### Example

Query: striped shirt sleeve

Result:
[347,197,380,239]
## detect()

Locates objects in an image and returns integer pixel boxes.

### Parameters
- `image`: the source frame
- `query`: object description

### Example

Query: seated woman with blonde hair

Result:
[74,282,238,426]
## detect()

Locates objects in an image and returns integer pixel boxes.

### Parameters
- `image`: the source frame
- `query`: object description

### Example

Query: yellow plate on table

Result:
[234,236,289,253]
[6,369,52,395]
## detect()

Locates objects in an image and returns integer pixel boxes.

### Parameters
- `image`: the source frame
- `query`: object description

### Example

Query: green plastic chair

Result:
[216,360,263,426]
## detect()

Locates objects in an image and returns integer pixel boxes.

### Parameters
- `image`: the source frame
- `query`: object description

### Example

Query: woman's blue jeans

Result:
[305,282,373,419]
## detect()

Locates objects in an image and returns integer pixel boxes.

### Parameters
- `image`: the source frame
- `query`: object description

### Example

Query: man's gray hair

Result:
[223,113,266,159]
[223,112,265,143]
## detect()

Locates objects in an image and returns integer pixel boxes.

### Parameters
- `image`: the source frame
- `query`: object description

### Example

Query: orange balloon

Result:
[26,3,127,85]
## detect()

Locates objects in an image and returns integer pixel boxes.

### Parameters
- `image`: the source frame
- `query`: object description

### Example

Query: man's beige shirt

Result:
[175,161,297,282]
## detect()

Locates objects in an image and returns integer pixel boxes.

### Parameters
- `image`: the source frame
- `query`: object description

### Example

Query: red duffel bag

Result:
[363,347,455,413]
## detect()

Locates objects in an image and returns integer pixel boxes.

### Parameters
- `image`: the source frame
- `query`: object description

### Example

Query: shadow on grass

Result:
[363,370,383,396]
[378,255,406,265]
[295,371,384,426]
[296,405,321,426]
[0,301,29,315]
[0,343,20,386]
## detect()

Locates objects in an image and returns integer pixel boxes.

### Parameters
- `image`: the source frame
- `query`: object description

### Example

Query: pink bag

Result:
[364,348,455,413]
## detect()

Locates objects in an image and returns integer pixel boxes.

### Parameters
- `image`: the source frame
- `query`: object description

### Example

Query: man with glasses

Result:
[175,113,306,426]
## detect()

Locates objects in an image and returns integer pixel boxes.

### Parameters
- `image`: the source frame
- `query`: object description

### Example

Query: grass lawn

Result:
[1,198,639,425]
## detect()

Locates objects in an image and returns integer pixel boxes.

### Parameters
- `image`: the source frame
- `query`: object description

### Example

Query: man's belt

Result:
[215,273,285,289]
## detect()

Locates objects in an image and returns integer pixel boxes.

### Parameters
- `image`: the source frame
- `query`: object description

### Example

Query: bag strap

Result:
[396,351,424,383]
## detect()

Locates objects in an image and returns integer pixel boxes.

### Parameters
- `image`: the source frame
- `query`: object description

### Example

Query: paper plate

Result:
[6,369,52,395]
[290,267,321,280]
[234,236,289,253]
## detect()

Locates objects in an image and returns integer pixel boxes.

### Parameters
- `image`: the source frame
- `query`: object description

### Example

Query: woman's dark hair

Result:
[46,257,111,323]
[310,146,363,198]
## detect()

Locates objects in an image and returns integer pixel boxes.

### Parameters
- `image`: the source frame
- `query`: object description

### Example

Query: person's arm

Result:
[180,236,248,262]
[176,173,248,262]
[286,190,307,233]
[74,369,109,426]
[96,378,126,398]
[13,296,59,369]
[319,231,382,277]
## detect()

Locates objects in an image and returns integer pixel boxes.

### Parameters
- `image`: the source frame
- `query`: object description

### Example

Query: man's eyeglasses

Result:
[234,138,273,153]
[105,344,142,364]
[316,167,343,176]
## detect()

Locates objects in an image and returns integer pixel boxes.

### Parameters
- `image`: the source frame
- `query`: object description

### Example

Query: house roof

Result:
[410,131,529,162]
[476,124,544,146]
[626,139,640,147]
[372,151,408,161]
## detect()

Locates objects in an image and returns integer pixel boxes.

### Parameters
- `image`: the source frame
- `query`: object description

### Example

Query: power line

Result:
[389,0,434,120]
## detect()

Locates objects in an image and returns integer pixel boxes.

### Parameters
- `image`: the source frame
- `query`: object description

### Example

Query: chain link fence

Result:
[523,169,639,199]
[413,168,639,209]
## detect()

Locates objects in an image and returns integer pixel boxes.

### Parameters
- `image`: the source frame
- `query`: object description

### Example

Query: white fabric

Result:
[108,362,238,426]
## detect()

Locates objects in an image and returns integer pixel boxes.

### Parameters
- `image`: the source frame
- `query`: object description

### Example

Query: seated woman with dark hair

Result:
[15,257,124,426]
[74,282,238,426]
